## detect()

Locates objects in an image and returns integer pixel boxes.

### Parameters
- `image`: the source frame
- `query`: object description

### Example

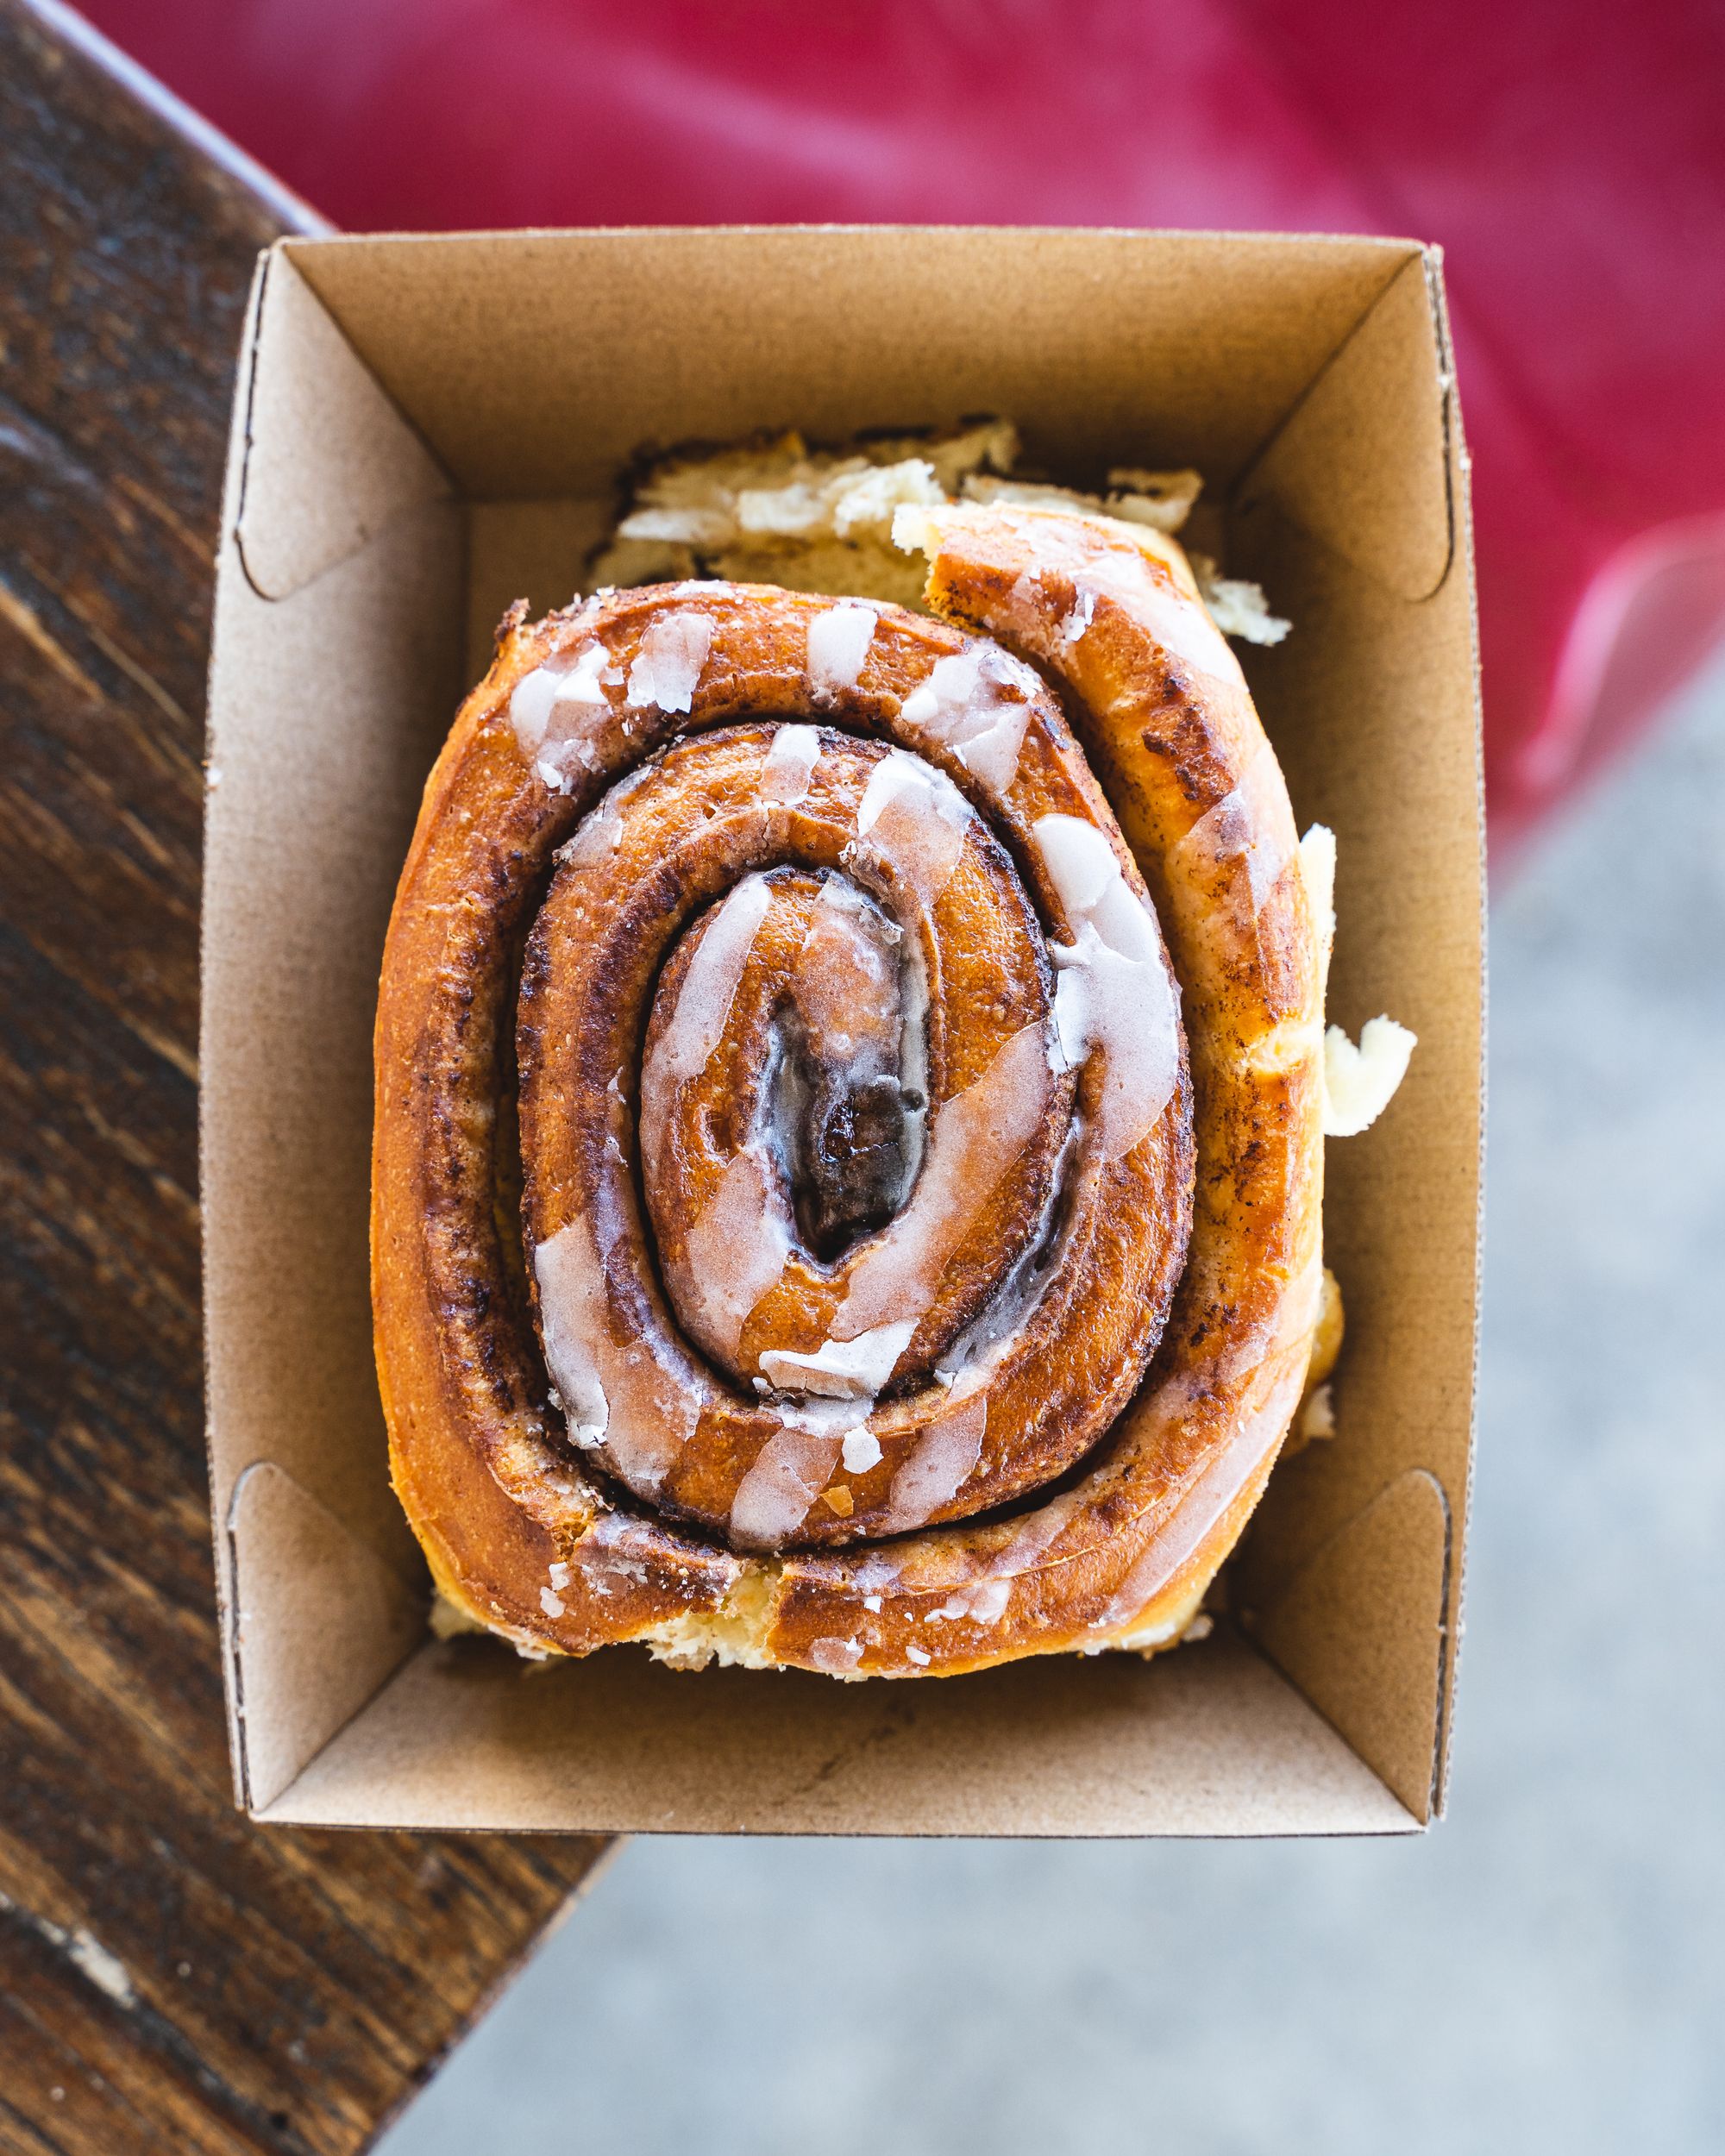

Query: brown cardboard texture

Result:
[203,229,1483,1837]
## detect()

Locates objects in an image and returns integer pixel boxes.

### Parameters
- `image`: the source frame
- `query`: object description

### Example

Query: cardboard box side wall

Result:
[1228,249,1483,1816]
[202,228,1481,1836]
[204,250,464,1804]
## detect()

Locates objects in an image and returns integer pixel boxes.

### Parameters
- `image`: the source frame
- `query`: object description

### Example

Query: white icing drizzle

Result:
[831,1021,1052,1342]
[931,1119,1079,1389]
[1065,549,1243,688]
[842,1428,884,1474]
[659,870,934,1390]
[681,1144,794,1358]
[511,642,615,776]
[559,641,611,706]
[730,1426,845,1549]
[899,645,1042,797]
[792,879,906,1075]
[1033,814,1181,1159]
[533,1218,612,1452]
[809,1635,864,1674]
[932,1576,1012,1626]
[539,1585,566,1619]
[817,871,896,931]
[1092,1356,1306,1632]
[759,1319,918,1401]
[879,1393,988,1531]
[574,1510,660,1592]
[638,874,775,1178]
[986,1483,1088,1580]
[1173,734,1295,916]
[1296,818,1414,1134]
[759,724,823,806]
[906,1644,931,1666]
[852,748,971,908]
[847,1547,913,1595]
[806,603,877,694]
[625,611,714,714]
[771,1393,877,1436]
[556,803,624,867]
[535,1210,699,1495]
[510,645,593,753]
[1060,589,1096,644]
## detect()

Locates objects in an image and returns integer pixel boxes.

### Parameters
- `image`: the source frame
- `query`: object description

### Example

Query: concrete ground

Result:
[380,661,1725,2156]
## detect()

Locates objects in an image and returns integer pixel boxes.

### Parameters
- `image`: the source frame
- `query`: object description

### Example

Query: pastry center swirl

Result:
[649,870,924,1294]
[639,831,1062,1400]
[516,710,1190,1553]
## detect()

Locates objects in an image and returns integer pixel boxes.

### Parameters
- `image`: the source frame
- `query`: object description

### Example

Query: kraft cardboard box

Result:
[203,229,1484,1836]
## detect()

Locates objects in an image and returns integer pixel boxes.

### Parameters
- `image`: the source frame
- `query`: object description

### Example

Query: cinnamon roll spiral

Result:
[373,503,1325,1677]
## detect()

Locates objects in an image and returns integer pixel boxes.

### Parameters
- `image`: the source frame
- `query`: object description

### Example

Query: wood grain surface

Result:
[0,7,611,2151]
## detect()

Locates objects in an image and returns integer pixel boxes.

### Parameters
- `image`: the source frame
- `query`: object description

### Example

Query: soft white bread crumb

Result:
[1187,552,1291,645]
[890,501,933,555]
[616,504,735,548]
[1299,1381,1336,1442]
[1302,823,1414,1136]
[1107,1574,1210,1655]
[958,467,1204,536]
[1298,822,1337,1000]
[1323,1016,1417,1136]
[593,421,1016,604]
[1104,467,1204,530]
[642,1566,781,1671]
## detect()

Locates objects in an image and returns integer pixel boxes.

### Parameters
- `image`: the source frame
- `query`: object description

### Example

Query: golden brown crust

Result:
[373,508,1323,1677]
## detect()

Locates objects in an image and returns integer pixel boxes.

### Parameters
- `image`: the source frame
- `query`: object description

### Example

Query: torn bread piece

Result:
[589,423,1269,639]
[590,421,1021,606]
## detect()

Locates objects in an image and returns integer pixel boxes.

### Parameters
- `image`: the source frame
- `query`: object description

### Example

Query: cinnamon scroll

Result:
[373,503,1327,1677]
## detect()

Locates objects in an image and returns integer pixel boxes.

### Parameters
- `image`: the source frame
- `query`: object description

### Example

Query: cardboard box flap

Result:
[259,1630,1417,1839]
[235,249,451,601]
[279,228,1424,500]
[1249,1468,1452,1820]
[204,498,462,1569]
[228,1463,425,1813]
[1235,251,1453,602]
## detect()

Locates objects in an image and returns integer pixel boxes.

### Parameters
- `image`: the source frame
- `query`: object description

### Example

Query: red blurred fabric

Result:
[76,0,1725,853]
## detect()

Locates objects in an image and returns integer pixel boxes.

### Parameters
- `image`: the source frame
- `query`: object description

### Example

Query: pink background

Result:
[80,0,1725,852]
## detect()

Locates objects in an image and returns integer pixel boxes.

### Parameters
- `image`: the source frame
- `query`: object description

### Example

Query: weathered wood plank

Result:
[0,8,610,2151]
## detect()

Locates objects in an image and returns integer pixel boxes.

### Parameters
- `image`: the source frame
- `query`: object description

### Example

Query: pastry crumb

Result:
[1300,1382,1337,1443]
[1323,1015,1417,1136]
[1187,553,1291,645]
